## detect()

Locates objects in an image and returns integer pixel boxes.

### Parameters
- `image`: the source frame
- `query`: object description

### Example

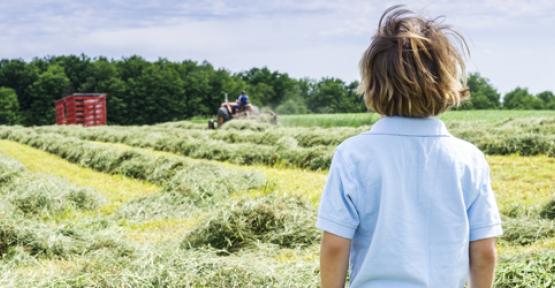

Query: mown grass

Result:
[280,110,555,127]
[92,140,328,205]
[31,138,555,215]
[0,140,160,213]
[0,154,137,285]
[279,113,379,128]
[1,113,555,286]
[0,140,196,249]
[489,155,555,217]
[101,141,555,256]
[29,114,555,172]
[86,140,555,249]
[0,140,322,287]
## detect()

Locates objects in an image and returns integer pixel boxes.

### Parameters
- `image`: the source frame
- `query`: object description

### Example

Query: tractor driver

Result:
[233,91,251,113]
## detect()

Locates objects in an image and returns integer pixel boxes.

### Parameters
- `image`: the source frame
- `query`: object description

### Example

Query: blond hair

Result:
[359,5,469,117]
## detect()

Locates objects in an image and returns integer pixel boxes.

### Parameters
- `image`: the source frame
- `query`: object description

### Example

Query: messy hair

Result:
[359,5,469,117]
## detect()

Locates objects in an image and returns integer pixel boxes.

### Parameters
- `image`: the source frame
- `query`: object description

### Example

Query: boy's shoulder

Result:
[334,132,372,154]
[442,134,487,162]
[336,130,486,163]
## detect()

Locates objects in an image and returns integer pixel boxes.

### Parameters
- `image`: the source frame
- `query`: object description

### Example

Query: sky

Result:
[0,0,554,94]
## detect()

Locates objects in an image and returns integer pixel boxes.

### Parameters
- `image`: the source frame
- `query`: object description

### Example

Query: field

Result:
[0,110,554,287]
[279,110,555,127]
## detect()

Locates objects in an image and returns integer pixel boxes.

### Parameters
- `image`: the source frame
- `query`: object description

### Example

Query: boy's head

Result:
[359,6,469,117]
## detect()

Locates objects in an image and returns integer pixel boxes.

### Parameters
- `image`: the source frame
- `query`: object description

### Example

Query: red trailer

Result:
[55,93,107,126]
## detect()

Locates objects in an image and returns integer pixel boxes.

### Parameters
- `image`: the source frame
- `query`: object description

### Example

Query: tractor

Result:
[208,93,277,129]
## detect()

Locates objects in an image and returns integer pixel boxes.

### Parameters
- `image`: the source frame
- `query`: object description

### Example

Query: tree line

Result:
[0,55,553,125]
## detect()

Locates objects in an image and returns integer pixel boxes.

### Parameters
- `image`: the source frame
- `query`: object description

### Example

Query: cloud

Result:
[0,0,553,93]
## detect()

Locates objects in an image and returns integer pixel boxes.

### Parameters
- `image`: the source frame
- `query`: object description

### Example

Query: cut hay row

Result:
[162,118,555,157]
[0,139,161,210]
[31,125,335,170]
[0,143,322,286]
[162,125,365,148]
[181,118,555,154]
[0,129,321,286]
[0,156,102,219]
[31,116,555,173]
[0,127,266,209]
[0,156,131,262]
[495,250,555,288]
[1,124,554,286]
[182,195,320,253]
[500,217,555,246]
[6,242,320,287]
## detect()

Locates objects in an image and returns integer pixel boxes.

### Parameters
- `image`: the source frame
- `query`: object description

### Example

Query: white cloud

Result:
[0,0,553,93]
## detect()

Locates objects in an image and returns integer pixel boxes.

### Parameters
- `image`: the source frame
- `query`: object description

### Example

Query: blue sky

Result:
[1,0,554,94]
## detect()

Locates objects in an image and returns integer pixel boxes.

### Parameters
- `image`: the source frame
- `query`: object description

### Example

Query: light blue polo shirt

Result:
[317,116,503,288]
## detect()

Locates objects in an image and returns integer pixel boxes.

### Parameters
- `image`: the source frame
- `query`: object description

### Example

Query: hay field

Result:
[0,110,554,287]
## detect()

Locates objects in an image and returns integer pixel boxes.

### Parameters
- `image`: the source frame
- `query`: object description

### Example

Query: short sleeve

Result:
[316,148,359,239]
[467,156,503,241]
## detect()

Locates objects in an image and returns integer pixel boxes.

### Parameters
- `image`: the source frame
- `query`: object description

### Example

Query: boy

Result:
[317,6,502,288]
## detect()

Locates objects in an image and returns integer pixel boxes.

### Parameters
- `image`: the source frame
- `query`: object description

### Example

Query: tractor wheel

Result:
[217,107,230,127]
[208,120,216,129]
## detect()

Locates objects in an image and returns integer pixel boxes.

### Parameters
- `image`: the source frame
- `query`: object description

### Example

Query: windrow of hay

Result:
[163,165,265,204]
[0,217,83,259]
[500,217,555,246]
[495,250,555,288]
[0,156,24,184]
[0,157,103,218]
[0,127,267,222]
[541,198,555,219]
[220,119,274,131]
[14,243,319,288]
[118,165,265,222]
[0,127,265,200]
[28,115,555,172]
[0,217,133,261]
[32,125,335,170]
[0,157,132,263]
[182,195,320,253]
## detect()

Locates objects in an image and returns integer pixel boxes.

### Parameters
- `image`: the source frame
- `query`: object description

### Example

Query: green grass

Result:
[279,112,379,127]
[279,110,555,127]
[439,110,555,123]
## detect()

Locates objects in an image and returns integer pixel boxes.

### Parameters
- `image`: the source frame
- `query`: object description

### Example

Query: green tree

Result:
[307,78,365,113]
[127,59,185,124]
[207,68,245,113]
[180,61,215,118]
[460,73,500,109]
[0,59,39,122]
[346,80,366,113]
[0,87,20,124]
[54,54,93,94]
[240,67,297,107]
[26,65,70,125]
[276,98,309,114]
[80,57,127,124]
[503,87,543,110]
[537,91,555,109]
[116,56,150,124]
[249,82,275,107]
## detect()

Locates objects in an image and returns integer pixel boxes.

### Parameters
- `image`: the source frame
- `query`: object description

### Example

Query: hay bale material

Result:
[495,251,555,288]
[500,217,555,245]
[541,199,555,220]
[182,195,320,252]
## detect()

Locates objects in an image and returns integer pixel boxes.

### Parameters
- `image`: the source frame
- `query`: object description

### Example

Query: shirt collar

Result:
[367,116,451,137]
